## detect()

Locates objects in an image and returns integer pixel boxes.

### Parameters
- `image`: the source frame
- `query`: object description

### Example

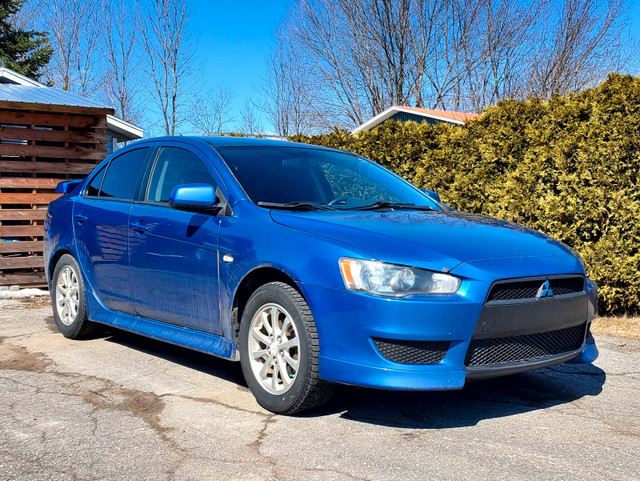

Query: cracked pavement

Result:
[1,298,639,481]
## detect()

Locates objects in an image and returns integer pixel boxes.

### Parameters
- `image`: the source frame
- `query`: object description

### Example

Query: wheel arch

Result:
[48,249,74,286]
[231,267,302,340]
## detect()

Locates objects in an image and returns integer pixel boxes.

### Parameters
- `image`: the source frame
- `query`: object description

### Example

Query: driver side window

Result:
[146,147,216,203]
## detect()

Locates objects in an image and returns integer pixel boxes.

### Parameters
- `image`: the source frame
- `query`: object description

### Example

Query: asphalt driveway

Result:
[1,297,638,481]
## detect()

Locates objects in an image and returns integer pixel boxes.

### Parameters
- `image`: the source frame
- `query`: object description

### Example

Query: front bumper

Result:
[299,273,598,391]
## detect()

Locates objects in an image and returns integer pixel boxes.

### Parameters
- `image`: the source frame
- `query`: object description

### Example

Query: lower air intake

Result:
[373,338,449,365]
[465,323,586,367]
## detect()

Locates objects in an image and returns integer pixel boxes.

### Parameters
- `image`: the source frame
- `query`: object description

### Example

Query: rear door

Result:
[128,144,223,334]
[73,147,151,314]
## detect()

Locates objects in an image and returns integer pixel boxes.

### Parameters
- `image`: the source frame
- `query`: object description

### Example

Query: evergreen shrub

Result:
[291,74,640,314]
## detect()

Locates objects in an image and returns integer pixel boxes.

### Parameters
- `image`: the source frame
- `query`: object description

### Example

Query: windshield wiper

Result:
[257,201,337,211]
[344,201,435,211]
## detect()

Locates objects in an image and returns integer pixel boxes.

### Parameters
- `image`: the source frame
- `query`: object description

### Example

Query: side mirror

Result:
[169,183,220,213]
[422,189,441,203]
[56,179,83,194]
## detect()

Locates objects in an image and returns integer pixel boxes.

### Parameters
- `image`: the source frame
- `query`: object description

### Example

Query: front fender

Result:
[217,203,373,340]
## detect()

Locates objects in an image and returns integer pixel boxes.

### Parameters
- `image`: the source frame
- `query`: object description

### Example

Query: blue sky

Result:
[629,1,640,40]
[184,0,640,134]
[188,1,291,131]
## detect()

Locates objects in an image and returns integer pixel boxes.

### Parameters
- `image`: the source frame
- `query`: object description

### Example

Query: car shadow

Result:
[100,327,605,428]
[316,363,606,428]
[102,328,246,386]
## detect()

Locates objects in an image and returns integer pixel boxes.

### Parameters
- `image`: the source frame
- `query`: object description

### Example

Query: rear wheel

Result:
[51,254,96,339]
[239,282,334,414]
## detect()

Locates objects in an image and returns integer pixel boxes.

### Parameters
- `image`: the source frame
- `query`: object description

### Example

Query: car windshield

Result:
[216,146,439,210]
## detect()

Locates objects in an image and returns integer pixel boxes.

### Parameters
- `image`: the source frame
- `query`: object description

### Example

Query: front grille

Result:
[464,323,586,367]
[373,338,449,364]
[487,276,585,302]
[549,277,586,296]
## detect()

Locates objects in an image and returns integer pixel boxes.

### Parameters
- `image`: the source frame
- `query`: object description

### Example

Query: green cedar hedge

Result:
[291,73,640,314]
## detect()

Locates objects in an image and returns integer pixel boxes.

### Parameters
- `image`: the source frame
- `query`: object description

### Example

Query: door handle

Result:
[73,214,87,224]
[130,222,149,233]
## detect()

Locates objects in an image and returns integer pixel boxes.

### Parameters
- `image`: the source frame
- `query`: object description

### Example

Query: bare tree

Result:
[274,0,632,129]
[276,0,448,126]
[139,0,197,135]
[37,0,102,96]
[101,0,142,124]
[260,32,320,136]
[421,0,484,110]
[9,0,46,30]
[277,1,377,127]
[454,0,543,112]
[190,87,234,134]
[238,99,263,135]
[528,0,628,98]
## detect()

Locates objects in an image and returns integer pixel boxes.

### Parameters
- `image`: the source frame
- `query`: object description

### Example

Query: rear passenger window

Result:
[99,148,149,199]
[85,164,107,197]
[146,147,216,203]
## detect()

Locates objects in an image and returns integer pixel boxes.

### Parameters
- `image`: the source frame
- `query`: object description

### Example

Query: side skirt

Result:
[85,290,238,361]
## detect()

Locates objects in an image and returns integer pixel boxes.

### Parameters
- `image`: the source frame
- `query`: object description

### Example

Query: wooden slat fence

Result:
[0,103,113,287]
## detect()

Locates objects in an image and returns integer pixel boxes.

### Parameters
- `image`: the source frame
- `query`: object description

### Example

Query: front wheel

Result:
[239,282,334,414]
[51,254,97,339]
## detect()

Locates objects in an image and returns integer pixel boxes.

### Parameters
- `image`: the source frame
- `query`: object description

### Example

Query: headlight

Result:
[339,258,461,297]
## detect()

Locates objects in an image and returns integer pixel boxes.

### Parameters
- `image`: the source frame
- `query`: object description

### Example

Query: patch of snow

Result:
[0,288,49,299]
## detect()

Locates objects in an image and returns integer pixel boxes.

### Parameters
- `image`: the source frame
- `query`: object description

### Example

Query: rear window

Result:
[85,164,107,197]
[98,148,149,200]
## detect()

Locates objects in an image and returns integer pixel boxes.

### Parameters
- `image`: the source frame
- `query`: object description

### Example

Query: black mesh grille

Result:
[487,276,585,302]
[487,280,541,301]
[373,338,449,364]
[465,323,586,367]
[550,277,585,296]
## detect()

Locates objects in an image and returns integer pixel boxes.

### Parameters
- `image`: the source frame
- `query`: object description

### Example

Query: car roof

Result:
[134,135,337,151]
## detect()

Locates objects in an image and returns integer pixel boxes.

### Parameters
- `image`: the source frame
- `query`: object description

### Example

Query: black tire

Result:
[51,254,97,339]
[239,282,334,414]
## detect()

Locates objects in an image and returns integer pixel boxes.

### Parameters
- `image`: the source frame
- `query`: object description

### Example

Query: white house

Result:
[352,105,480,134]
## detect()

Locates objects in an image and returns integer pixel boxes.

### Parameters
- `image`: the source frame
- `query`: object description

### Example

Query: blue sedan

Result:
[44,136,599,414]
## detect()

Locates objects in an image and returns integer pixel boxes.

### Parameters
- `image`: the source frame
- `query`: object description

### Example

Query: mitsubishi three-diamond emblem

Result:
[536,278,554,298]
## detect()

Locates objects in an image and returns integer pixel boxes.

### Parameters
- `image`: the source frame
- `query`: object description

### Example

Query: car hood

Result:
[270,210,576,272]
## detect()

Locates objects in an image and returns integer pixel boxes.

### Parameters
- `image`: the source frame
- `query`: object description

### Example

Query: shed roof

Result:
[352,105,480,134]
[0,84,111,111]
[0,67,143,141]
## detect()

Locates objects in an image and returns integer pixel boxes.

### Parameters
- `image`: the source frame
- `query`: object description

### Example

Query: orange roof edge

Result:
[392,105,480,122]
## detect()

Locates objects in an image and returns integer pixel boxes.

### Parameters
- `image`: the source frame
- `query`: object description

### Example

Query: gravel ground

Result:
[1,297,639,481]
[592,315,640,340]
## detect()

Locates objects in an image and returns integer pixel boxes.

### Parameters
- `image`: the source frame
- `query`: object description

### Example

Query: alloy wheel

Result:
[56,265,80,326]
[248,303,300,395]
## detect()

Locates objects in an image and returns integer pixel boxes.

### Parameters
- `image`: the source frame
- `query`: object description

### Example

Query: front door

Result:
[128,145,222,334]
